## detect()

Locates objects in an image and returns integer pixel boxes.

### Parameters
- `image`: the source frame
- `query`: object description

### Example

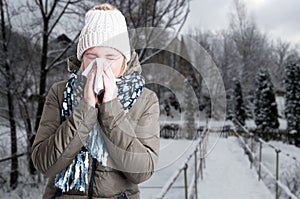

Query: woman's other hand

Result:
[102,67,118,103]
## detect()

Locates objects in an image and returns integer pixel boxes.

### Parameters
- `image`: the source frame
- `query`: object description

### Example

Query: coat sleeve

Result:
[31,82,98,177]
[98,91,160,184]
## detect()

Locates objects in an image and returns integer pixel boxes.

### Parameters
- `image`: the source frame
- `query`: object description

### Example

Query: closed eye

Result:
[106,54,120,60]
[86,53,97,59]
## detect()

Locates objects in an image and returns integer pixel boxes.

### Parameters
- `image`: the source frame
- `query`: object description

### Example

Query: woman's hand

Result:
[102,67,118,103]
[84,64,98,107]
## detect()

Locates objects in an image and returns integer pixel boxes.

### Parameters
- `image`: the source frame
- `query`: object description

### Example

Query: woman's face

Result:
[82,46,125,77]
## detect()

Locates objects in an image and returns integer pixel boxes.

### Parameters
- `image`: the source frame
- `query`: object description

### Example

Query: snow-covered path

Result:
[198,135,273,199]
[140,134,274,198]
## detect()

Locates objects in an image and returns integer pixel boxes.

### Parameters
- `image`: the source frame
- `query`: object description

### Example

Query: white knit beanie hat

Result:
[77,5,131,62]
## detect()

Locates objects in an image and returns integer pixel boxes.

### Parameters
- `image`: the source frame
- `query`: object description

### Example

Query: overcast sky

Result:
[182,0,300,45]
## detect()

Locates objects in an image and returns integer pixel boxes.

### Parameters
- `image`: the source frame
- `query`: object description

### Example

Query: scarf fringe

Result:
[54,149,89,192]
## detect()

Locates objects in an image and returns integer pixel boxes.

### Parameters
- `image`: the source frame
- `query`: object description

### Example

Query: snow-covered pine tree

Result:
[284,58,300,146]
[233,78,247,126]
[183,77,196,139]
[245,90,255,119]
[254,68,279,134]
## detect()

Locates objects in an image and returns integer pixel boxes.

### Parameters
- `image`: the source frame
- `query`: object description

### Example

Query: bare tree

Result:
[229,0,271,94]
[0,0,18,189]
[272,39,290,90]
[0,0,44,180]
[99,0,191,63]
[15,38,40,175]
[31,0,83,133]
[0,0,85,177]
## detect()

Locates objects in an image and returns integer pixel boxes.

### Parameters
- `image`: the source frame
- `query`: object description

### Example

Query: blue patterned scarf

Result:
[54,71,145,193]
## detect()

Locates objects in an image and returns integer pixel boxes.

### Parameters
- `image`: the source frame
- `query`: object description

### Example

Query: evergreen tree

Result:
[284,58,300,146]
[233,78,247,126]
[226,90,234,120]
[183,77,196,139]
[245,90,255,119]
[254,68,279,132]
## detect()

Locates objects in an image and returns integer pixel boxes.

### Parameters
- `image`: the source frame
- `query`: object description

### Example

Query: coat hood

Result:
[67,49,142,75]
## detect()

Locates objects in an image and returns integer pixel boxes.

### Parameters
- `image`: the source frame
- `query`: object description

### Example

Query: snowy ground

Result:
[197,134,273,199]
[140,133,274,198]
[139,138,196,198]
[2,128,298,198]
[252,139,300,198]
[257,140,300,175]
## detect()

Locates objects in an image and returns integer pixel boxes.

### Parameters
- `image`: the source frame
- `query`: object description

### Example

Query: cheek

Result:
[110,59,123,77]
[81,58,92,71]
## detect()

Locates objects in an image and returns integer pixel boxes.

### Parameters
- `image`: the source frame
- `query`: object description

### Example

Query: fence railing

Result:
[234,119,299,199]
[155,127,209,199]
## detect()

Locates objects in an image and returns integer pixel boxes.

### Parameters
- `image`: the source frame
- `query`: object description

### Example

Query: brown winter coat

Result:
[31,50,160,199]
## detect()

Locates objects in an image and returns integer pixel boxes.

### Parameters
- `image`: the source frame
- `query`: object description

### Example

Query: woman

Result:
[31,3,160,199]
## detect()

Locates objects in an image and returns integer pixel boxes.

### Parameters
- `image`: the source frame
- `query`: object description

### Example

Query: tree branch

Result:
[46,31,80,71]
[4,0,12,43]
[47,0,70,36]
[36,0,46,18]
[141,2,189,64]
[47,0,58,19]
[45,0,48,13]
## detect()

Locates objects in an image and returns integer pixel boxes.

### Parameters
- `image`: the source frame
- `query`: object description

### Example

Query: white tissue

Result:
[81,58,109,94]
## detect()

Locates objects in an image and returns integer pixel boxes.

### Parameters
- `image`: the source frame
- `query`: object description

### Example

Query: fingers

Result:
[103,67,115,84]
[86,64,97,92]
[84,64,98,107]
[102,67,117,103]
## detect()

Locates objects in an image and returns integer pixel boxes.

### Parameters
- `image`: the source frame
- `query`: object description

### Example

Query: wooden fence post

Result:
[194,149,198,199]
[184,163,188,199]
[258,141,262,181]
[250,134,254,169]
[275,149,281,199]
